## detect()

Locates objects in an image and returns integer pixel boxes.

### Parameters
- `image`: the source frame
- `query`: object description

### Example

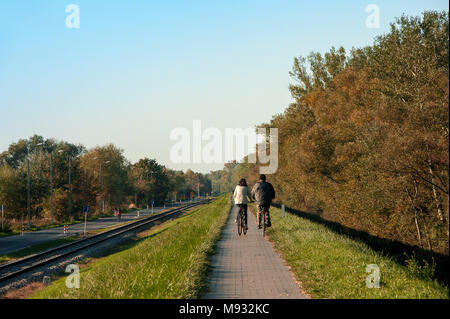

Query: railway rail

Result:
[0,200,210,289]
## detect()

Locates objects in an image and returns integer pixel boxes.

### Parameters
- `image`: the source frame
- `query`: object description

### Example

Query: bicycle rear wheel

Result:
[237,211,242,236]
[243,214,247,235]
[262,211,266,237]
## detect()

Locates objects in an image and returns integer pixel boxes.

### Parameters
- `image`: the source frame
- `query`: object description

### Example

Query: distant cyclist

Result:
[251,174,275,228]
[233,178,252,231]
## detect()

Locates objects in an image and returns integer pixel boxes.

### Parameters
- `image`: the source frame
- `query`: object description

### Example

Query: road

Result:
[0,202,191,256]
[204,205,308,299]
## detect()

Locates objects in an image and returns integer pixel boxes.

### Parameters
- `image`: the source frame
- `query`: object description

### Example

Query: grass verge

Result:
[0,221,136,265]
[250,204,448,299]
[29,195,230,299]
[0,237,79,264]
[0,208,144,237]
[0,208,175,264]
[0,231,21,238]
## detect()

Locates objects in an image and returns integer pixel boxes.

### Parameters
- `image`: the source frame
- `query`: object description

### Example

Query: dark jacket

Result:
[251,181,275,205]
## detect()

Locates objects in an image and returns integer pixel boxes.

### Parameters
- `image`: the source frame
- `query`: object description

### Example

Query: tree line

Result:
[211,11,449,254]
[0,135,212,231]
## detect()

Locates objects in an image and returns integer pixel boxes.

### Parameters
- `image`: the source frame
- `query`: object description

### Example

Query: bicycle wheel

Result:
[237,211,242,236]
[258,212,262,228]
[262,211,266,237]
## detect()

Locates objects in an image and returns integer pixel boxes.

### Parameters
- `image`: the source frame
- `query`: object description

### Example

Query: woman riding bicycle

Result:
[233,178,252,231]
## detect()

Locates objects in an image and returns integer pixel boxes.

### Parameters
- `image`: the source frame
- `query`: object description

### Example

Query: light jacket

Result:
[233,185,252,204]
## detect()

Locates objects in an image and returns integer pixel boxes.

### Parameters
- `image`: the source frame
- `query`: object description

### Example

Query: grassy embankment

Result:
[30,195,230,299]
[250,204,448,299]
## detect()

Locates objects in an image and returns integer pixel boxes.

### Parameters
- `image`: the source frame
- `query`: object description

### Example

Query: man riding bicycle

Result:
[251,174,275,228]
[233,178,252,231]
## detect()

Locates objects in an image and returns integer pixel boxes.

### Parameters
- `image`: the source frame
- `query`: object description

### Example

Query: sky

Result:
[0,0,448,173]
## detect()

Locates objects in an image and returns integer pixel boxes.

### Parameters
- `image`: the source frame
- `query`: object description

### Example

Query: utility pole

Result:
[85,168,89,207]
[68,155,72,217]
[99,161,102,214]
[84,168,88,236]
[25,141,45,228]
[1,205,4,232]
[49,151,54,224]
[57,149,73,218]
[100,161,106,214]
[134,176,137,208]
[27,144,31,229]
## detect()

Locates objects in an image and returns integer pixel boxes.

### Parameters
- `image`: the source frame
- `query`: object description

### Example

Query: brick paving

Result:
[204,205,308,299]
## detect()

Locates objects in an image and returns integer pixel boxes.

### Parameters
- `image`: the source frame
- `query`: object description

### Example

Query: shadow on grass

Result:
[271,203,449,286]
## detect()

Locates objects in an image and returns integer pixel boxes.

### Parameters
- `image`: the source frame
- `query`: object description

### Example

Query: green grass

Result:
[0,209,142,237]
[0,220,138,264]
[250,204,448,299]
[1,207,177,264]
[0,215,145,264]
[0,218,101,238]
[0,237,78,264]
[0,231,21,238]
[30,195,230,299]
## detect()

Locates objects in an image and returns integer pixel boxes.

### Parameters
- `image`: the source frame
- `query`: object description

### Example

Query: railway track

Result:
[0,200,210,289]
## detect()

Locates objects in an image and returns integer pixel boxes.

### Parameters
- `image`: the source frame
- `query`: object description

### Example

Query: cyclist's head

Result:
[239,178,247,186]
[259,174,266,182]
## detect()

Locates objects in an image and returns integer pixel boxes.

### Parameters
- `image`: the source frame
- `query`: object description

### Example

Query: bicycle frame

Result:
[237,206,247,236]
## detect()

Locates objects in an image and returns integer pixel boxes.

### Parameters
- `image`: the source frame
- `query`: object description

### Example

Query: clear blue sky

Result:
[0,0,448,173]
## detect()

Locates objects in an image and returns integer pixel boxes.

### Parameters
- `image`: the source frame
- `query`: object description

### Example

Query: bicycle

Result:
[258,206,269,237]
[237,205,247,236]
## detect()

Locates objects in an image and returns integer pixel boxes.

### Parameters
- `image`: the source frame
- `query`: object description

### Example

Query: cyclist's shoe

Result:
[267,217,272,227]
[245,225,248,231]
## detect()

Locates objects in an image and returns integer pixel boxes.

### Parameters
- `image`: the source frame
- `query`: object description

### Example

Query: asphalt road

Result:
[0,202,192,256]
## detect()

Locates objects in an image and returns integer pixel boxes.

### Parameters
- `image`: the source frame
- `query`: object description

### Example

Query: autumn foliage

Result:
[214,12,449,254]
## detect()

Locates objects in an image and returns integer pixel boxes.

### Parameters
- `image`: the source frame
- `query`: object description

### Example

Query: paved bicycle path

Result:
[204,205,308,299]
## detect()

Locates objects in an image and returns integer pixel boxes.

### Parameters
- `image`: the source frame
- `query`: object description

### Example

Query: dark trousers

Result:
[257,204,270,225]
[237,204,248,225]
